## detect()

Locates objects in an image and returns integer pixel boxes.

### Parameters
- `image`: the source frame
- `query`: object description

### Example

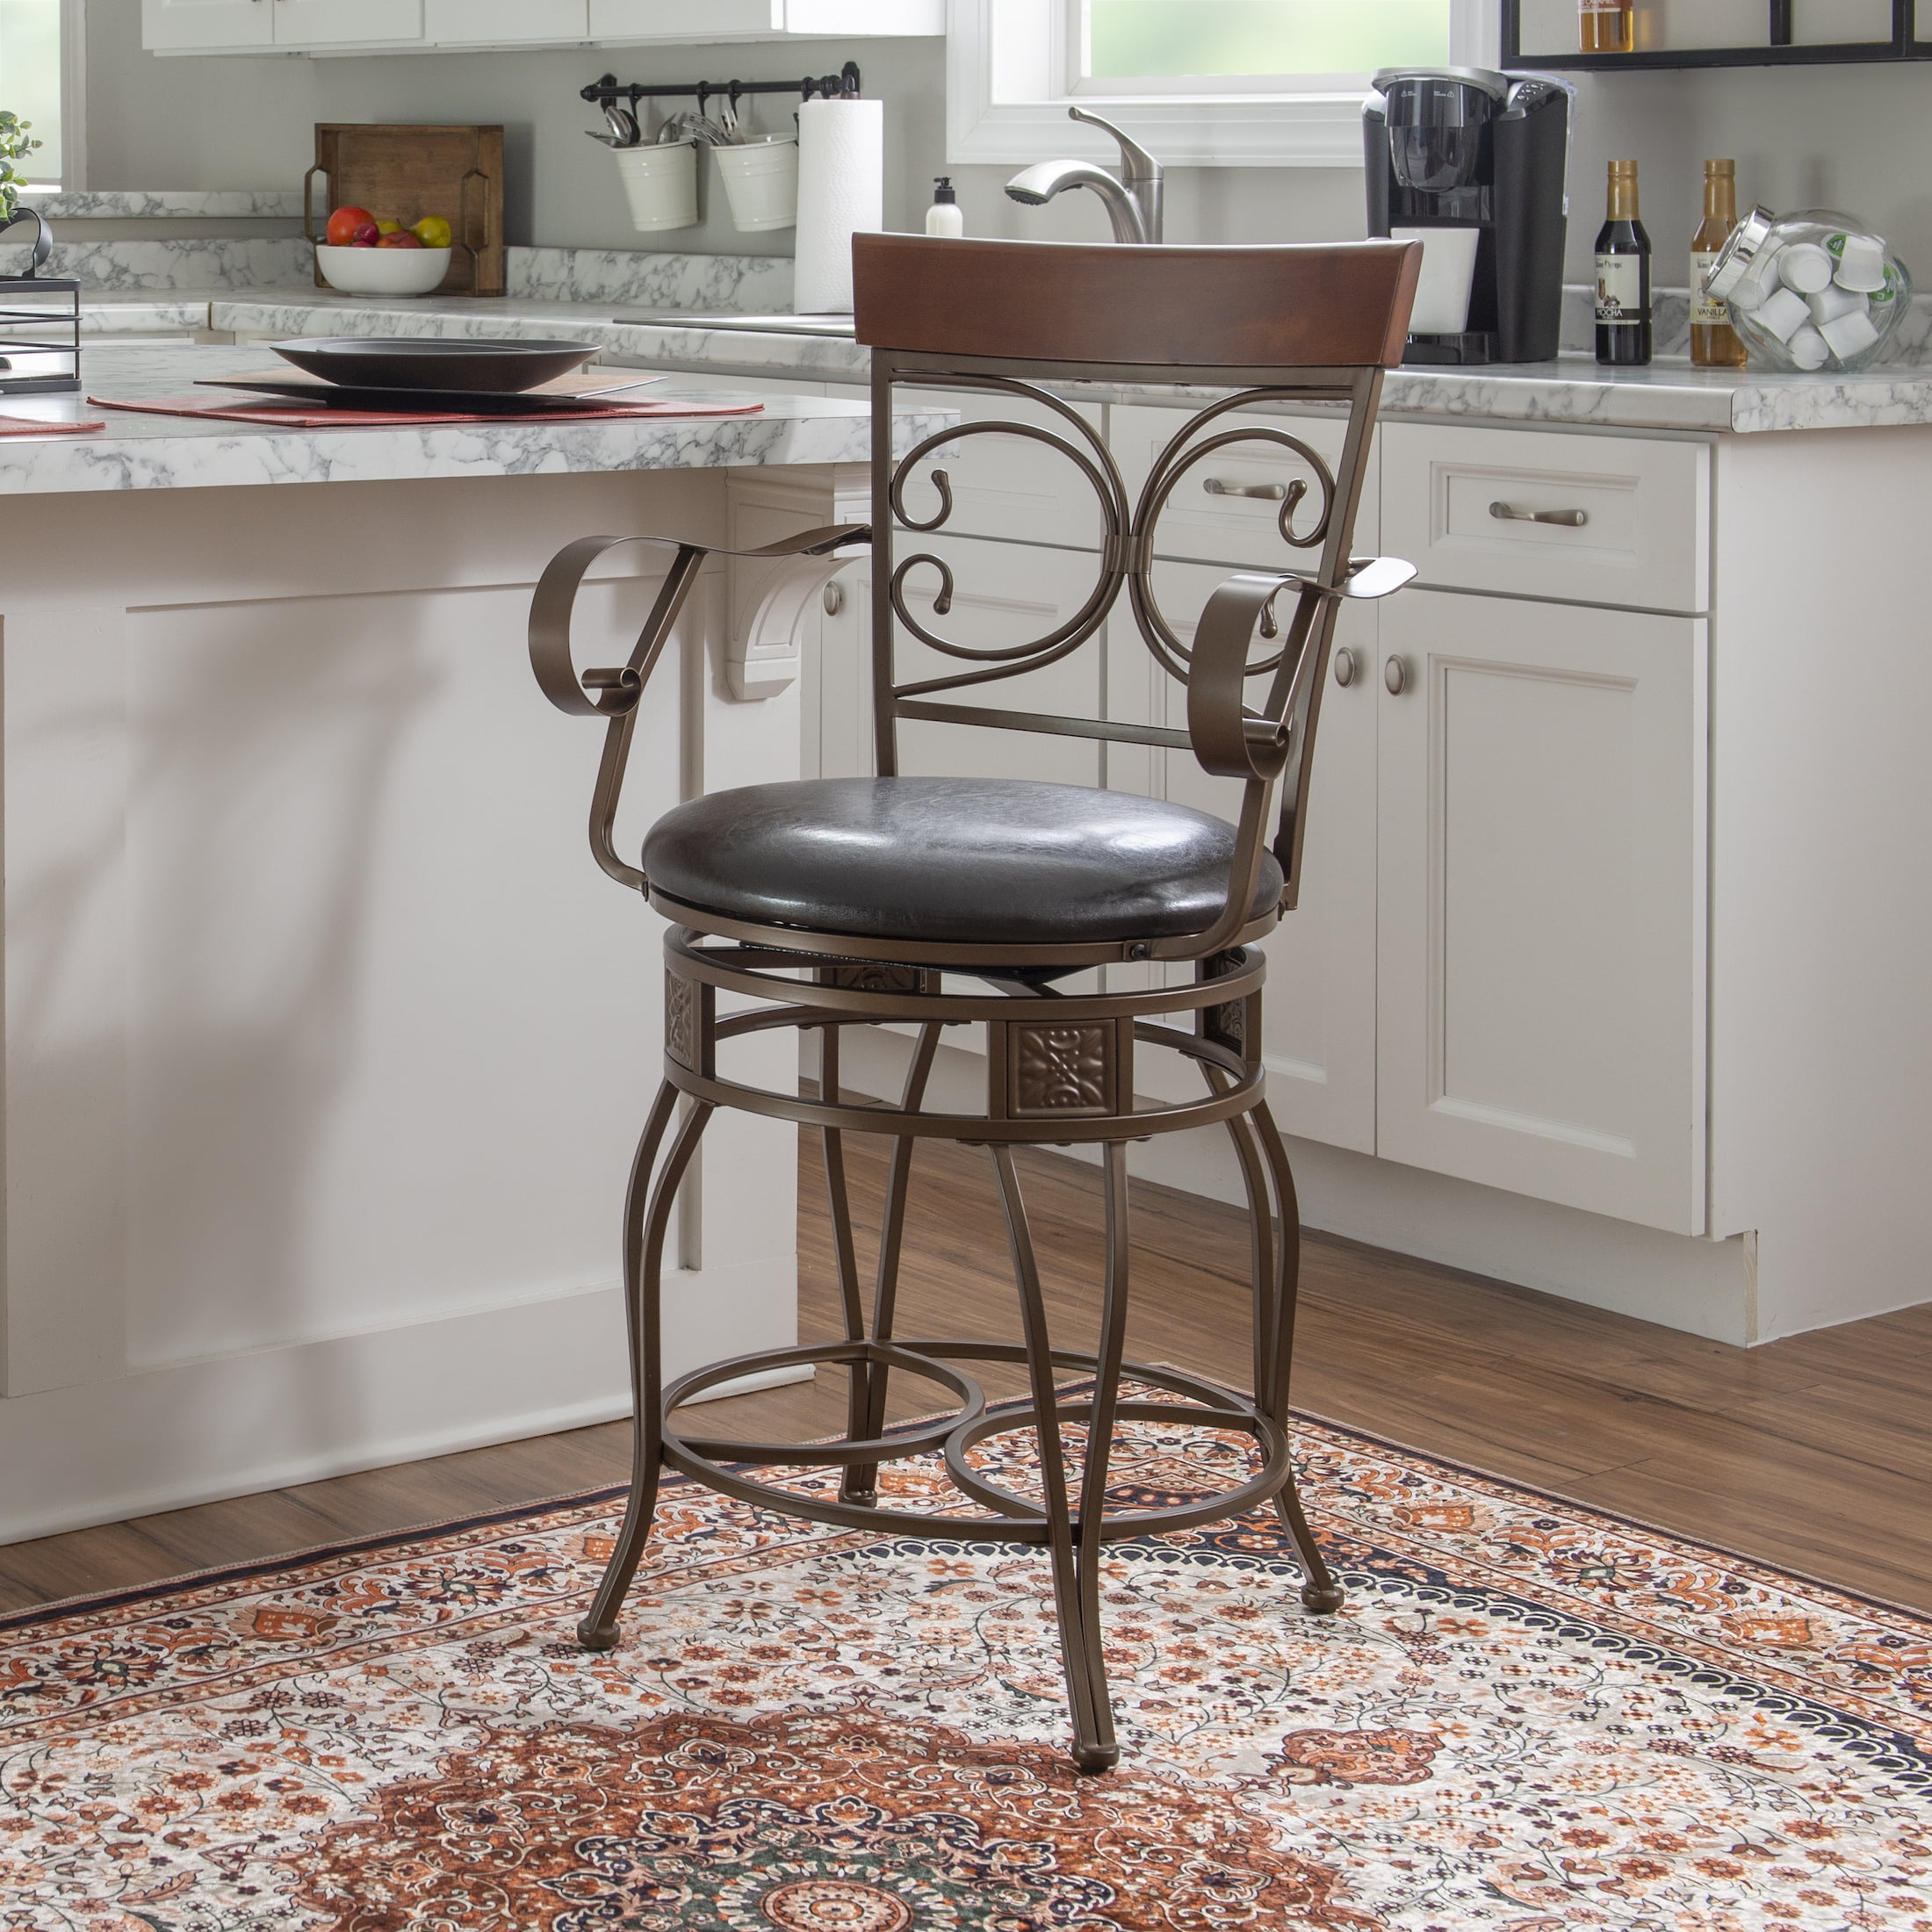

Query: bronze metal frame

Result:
[529,262,1415,1772]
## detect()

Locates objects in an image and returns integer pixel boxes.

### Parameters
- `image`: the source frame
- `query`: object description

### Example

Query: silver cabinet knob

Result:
[1333,646,1357,688]
[1384,654,1408,696]
[822,581,846,616]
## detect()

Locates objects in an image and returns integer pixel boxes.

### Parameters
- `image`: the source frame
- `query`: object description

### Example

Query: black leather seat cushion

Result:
[644,775,1282,947]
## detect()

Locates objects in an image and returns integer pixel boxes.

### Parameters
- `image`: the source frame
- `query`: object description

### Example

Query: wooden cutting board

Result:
[305,125,506,296]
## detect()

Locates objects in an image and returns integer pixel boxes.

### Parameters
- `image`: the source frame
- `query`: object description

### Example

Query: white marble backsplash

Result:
[508,247,794,312]
[0,235,797,313]
[0,236,314,287]
[21,190,306,220]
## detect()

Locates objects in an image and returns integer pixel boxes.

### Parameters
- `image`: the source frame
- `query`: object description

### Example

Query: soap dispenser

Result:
[926,177,963,238]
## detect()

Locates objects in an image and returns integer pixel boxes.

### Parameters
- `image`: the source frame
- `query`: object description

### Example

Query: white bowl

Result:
[315,244,454,299]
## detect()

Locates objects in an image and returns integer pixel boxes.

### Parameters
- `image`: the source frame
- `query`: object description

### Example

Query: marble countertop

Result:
[0,343,948,498]
[181,289,1932,436]
[40,271,1932,436]
[21,189,305,220]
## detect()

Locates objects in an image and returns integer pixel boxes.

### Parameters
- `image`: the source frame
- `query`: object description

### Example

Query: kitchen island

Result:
[0,345,946,1546]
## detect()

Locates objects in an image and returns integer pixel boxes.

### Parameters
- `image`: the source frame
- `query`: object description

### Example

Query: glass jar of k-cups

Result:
[1703,205,1910,374]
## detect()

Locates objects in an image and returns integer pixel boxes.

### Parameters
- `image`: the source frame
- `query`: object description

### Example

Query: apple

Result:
[325,205,375,248]
[375,220,401,235]
[377,230,426,249]
[412,215,452,249]
[351,220,380,248]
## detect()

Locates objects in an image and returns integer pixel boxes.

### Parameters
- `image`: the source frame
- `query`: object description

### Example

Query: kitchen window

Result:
[0,0,69,185]
[948,0,1501,168]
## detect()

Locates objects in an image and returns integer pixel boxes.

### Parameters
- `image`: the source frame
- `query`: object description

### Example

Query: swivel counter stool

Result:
[529,233,1421,1771]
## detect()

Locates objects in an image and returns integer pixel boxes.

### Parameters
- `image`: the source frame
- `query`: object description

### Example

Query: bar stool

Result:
[529,234,1420,1771]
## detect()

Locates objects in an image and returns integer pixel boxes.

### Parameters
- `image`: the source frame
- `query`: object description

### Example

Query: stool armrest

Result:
[530,524,867,892]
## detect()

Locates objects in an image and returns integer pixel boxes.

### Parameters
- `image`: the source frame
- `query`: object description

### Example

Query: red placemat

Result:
[0,415,107,436]
[86,395,764,428]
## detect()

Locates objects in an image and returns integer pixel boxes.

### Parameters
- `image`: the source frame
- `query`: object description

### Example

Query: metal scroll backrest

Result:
[867,351,1387,911]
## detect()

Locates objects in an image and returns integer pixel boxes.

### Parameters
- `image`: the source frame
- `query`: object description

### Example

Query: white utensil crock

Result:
[715,134,798,234]
[617,141,698,233]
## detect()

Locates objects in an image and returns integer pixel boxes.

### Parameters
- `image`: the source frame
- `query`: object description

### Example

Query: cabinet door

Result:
[1376,589,1706,1232]
[815,533,1106,789]
[588,0,780,35]
[144,0,275,51]
[1108,560,1378,1152]
[893,388,1107,551]
[1109,401,1375,569]
[273,0,422,45]
[426,0,585,41]
[588,0,939,33]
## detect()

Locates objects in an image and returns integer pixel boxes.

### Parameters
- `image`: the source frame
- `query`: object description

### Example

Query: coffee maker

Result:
[1364,68,1570,365]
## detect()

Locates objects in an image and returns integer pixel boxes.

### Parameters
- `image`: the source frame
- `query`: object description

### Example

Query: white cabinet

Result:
[147,0,934,50]
[424,0,586,42]
[588,0,941,39]
[890,387,1107,551]
[142,0,274,50]
[273,0,421,43]
[1118,560,1379,1154]
[1375,589,1706,1233]
[1381,422,1709,616]
[809,403,1712,1235]
[813,533,1107,791]
[145,0,422,49]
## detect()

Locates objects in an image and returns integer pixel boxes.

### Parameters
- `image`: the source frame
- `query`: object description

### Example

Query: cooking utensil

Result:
[603,101,641,147]
[270,337,601,393]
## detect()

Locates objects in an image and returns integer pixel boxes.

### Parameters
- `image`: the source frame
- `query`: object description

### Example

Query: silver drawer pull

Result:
[1490,501,1589,528]
[1333,646,1357,688]
[1204,477,1289,501]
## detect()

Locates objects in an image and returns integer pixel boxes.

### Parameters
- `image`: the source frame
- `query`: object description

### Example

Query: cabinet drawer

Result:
[895,386,1105,551]
[1381,422,1709,614]
[1111,402,1374,567]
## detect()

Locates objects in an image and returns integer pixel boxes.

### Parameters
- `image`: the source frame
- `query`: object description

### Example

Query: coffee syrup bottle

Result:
[1690,159,1748,369]
[1595,158,1652,366]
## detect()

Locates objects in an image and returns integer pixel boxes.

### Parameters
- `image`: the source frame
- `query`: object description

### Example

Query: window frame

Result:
[0,0,84,190]
[947,0,1503,169]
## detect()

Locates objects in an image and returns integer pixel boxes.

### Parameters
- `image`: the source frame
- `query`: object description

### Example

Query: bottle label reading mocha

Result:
[1596,255,1646,324]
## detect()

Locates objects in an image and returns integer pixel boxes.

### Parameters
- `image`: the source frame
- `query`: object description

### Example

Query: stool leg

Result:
[1248,1099,1344,1617]
[843,1022,942,1507]
[578,1089,713,1651]
[818,1027,873,1481]
[991,1144,1121,1773]
[1222,1106,1280,1420]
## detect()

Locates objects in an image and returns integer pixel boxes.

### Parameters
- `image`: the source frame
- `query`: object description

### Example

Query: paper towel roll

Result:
[793,97,883,315]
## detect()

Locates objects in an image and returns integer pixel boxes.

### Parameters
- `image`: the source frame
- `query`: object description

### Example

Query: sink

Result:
[612,310,856,338]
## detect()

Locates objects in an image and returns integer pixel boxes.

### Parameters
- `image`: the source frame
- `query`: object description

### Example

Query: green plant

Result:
[0,112,43,227]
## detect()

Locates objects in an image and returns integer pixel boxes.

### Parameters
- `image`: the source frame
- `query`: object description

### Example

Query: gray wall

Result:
[81,0,1932,281]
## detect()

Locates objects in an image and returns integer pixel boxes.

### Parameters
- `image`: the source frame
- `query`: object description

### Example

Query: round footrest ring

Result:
[658,1339,1300,1550]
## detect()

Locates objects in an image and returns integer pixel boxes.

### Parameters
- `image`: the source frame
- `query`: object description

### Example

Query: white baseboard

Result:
[0,1266,807,1550]
[829,1028,1761,1347]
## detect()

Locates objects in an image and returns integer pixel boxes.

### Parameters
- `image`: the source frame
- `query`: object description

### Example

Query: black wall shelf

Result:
[1503,0,1931,68]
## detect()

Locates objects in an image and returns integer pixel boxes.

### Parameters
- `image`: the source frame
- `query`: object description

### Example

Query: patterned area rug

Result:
[1,1402,1928,1931]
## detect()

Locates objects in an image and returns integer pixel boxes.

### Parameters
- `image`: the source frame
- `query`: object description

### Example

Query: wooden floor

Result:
[4,1133,1930,1618]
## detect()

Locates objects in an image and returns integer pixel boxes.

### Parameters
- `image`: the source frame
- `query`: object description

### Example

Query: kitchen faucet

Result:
[1004,106,1164,245]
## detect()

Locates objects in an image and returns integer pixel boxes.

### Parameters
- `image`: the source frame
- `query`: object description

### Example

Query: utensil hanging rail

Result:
[580,61,861,117]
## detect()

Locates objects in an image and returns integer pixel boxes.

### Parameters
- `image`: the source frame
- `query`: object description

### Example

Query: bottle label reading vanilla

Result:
[1690,251,1728,326]
[1596,254,1645,323]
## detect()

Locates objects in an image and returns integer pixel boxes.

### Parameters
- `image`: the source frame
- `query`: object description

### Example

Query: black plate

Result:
[270,337,601,394]
[198,376,651,415]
